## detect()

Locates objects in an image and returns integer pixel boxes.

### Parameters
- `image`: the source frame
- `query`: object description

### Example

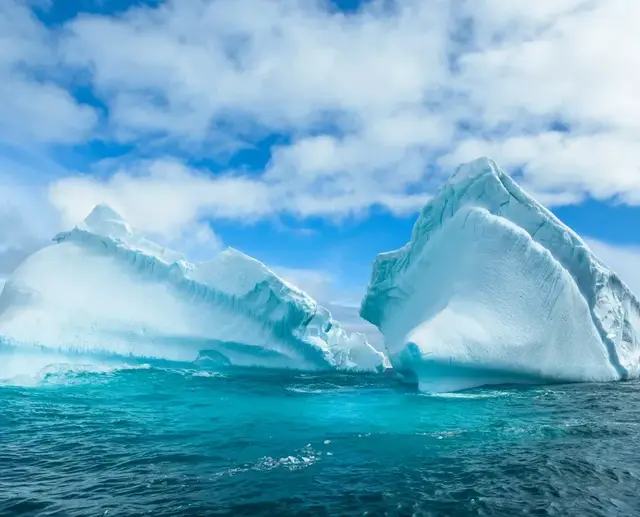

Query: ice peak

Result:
[84,203,126,224]
[220,246,253,261]
[79,204,132,241]
[193,246,306,299]
[448,156,502,186]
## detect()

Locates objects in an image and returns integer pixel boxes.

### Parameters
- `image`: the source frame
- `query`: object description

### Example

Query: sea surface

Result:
[1,360,639,517]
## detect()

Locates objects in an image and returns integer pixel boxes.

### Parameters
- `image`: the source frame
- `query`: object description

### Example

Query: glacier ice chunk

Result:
[0,205,387,373]
[360,158,640,391]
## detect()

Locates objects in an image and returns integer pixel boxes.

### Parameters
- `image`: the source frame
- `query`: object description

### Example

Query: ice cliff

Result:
[0,204,387,372]
[361,157,640,392]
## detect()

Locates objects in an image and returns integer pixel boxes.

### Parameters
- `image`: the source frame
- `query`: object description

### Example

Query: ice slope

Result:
[361,157,640,392]
[0,205,386,373]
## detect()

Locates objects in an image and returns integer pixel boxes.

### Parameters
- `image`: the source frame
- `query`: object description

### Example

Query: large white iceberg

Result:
[361,157,640,391]
[0,204,387,372]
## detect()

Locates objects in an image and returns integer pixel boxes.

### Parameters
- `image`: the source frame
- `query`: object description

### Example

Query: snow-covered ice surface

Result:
[0,205,386,373]
[361,157,640,392]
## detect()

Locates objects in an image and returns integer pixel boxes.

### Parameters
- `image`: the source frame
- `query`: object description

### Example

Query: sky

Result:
[2,0,640,337]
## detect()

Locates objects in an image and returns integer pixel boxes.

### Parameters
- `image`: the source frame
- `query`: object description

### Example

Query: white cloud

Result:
[61,0,450,137]
[49,159,272,232]
[0,1,97,145]
[47,149,432,241]
[41,0,640,225]
[456,0,640,134]
[44,0,452,225]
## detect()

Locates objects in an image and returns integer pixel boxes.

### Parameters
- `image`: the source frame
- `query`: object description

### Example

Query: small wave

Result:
[429,430,466,439]
[286,386,334,394]
[213,444,321,478]
[190,371,227,378]
[285,384,362,394]
[422,390,515,399]
[0,347,154,387]
[0,361,231,387]
[0,362,154,387]
[253,452,318,471]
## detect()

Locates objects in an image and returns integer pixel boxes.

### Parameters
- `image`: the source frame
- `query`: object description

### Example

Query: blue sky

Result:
[2,0,640,310]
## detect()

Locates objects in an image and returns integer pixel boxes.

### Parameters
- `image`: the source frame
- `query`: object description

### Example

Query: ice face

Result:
[361,157,640,392]
[0,205,387,373]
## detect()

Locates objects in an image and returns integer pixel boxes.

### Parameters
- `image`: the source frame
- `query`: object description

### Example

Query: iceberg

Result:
[0,204,387,373]
[361,157,640,392]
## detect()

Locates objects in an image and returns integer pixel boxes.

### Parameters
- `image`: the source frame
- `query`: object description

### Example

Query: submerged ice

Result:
[361,157,640,392]
[0,204,387,373]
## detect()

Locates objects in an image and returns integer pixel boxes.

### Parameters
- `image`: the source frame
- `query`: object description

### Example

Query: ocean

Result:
[1,362,639,516]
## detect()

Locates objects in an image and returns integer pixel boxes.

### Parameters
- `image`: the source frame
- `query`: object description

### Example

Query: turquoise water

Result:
[1,362,640,516]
